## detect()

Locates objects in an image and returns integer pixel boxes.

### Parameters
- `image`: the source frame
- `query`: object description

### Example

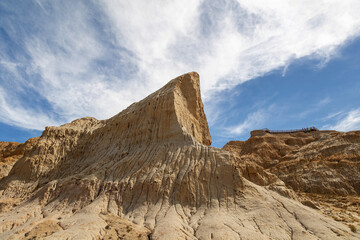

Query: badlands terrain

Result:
[0,72,359,239]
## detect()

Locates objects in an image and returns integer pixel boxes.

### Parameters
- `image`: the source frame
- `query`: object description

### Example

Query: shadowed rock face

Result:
[0,142,23,179]
[0,138,38,179]
[0,73,358,239]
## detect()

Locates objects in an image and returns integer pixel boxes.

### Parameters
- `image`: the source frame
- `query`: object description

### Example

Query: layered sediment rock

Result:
[223,131,360,195]
[0,138,38,179]
[0,73,358,239]
[224,130,360,230]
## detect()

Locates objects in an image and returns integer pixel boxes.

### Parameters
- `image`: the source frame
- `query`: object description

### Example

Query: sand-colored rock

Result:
[224,131,360,195]
[0,138,38,180]
[0,142,21,180]
[224,130,360,231]
[0,72,358,239]
[298,193,360,232]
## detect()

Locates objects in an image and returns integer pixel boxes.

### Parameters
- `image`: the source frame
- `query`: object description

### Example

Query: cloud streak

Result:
[226,110,267,135]
[0,0,360,130]
[325,109,360,132]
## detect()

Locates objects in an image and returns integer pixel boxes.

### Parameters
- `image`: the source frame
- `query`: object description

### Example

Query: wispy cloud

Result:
[0,87,59,129]
[1,0,360,130]
[298,97,331,119]
[324,109,360,131]
[226,110,267,135]
[321,111,343,122]
[316,97,331,107]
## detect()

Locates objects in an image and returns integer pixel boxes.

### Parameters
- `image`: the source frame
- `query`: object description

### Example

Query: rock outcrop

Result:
[0,72,358,239]
[223,130,360,231]
[0,142,22,179]
[0,138,38,179]
[223,131,360,195]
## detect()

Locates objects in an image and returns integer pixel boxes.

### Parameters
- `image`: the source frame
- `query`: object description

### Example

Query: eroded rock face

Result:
[0,142,22,180]
[0,72,358,239]
[223,130,360,231]
[223,131,360,195]
[0,138,38,180]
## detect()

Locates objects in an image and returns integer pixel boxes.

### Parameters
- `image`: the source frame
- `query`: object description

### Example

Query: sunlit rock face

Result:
[224,129,360,230]
[0,73,358,239]
[224,130,360,195]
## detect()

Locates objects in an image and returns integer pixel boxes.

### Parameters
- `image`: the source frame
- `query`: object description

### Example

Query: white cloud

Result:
[321,111,343,122]
[316,97,331,107]
[325,109,360,131]
[1,0,360,130]
[227,110,267,135]
[0,87,60,130]
[99,0,202,88]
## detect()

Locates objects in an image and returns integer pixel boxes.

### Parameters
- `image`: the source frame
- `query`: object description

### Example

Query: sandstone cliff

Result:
[0,138,38,179]
[0,73,358,239]
[223,130,360,232]
[223,130,360,195]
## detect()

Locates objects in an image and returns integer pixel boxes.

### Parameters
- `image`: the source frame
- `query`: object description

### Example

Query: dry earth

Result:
[0,72,358,239]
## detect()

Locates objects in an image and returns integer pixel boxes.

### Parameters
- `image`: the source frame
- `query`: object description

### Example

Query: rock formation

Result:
[224,130,360,232]
[0,72,358,239]
[0,138,38,179]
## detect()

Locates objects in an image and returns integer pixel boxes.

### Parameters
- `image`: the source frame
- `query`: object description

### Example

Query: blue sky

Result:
[0,0,360,147]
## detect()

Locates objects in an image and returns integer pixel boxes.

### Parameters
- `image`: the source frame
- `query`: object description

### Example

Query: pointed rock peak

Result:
[173,72,212,145]
[107,72,212,146]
